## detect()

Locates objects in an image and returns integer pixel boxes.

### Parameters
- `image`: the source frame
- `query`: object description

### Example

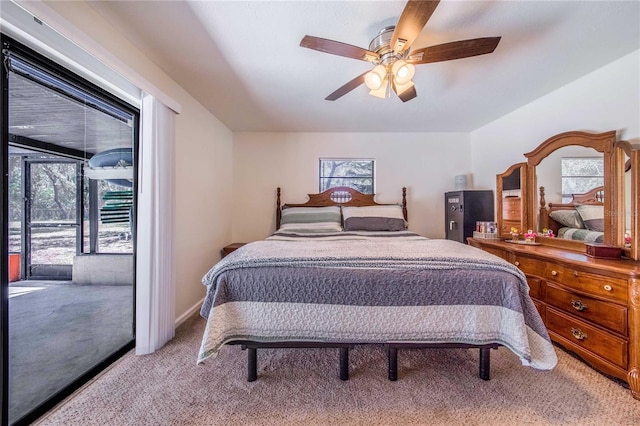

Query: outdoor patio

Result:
[8,279,133,423]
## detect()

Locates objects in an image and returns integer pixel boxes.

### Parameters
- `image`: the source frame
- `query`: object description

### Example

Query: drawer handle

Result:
[514,261,520,266]
[570,299,588,311]
[570,328,587,341]
[551,270,558,276]
[604,285,612,292]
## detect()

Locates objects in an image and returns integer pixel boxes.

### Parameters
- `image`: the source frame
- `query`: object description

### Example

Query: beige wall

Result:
[470,50,640,190]
[39,1,234,319]
[231,132,471,241]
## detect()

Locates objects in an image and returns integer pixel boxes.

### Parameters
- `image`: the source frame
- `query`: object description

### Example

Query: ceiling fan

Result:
[300,0,501,102]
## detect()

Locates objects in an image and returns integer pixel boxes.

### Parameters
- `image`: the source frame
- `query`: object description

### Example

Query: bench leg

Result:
[248,347,257,382]
[339,347,349,380]
[479,347,490,380]
[388,346,398,381]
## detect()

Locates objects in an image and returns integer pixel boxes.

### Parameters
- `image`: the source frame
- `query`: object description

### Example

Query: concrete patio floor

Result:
[7,280,133,424]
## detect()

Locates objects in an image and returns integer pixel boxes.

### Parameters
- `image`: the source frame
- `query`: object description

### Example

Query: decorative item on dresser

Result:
[472,129,640,400]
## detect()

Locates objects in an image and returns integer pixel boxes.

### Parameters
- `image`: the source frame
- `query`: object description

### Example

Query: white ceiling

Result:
[88,1,640,133]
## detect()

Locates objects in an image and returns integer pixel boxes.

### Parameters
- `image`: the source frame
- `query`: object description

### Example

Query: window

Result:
[561,157,604,203]
[319,159,374,193]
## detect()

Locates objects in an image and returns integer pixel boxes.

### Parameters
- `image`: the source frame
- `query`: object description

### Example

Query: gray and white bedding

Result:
[198,231,557,370]
[557,227,604,243]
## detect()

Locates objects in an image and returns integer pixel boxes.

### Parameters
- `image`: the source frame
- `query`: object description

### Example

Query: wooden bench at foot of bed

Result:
[230,341,501,382]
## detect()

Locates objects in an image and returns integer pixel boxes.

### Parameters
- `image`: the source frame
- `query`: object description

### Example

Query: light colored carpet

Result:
[38,314,640,425]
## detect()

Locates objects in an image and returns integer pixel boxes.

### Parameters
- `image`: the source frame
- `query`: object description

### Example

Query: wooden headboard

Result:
[276,186,407,230]
[539,185,604,234]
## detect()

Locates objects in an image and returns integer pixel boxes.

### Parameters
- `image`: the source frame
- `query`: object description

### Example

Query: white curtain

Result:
[136,94,176,355]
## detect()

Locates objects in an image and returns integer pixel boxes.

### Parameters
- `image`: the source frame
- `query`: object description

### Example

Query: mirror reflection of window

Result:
[561,157,604,203]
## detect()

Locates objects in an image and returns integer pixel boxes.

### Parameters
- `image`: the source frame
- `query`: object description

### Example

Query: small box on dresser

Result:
[585,243,622,259]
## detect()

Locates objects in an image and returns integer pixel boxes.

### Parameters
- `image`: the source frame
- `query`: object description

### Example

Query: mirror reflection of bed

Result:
[540,185,605,243]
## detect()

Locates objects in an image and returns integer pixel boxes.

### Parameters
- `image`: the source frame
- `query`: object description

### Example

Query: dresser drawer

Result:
[527,277,543,300]
[513,255,545,277]
[501,220,521,235]
[502,203,521,221]
[481,246,509,260]
[546,283,627,335]
[546,308,628,369]
[502,197,521,213]
[532,299,545,321]
[544,264,627,303]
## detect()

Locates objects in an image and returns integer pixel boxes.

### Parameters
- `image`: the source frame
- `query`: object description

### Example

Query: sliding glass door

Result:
[2,35,138,425]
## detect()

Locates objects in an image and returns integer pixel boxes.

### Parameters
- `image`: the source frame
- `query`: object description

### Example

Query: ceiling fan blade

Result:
[325,71,369,101]
[391,79,417,103]
[408,37,501,64]
[390,0,440,54]
[300,35,380,62]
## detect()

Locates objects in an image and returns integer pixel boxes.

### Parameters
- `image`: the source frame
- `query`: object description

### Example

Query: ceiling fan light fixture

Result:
[394,79,414,96]
[364,65,387,90]
[392,60,415,85]
[369,76,389,98]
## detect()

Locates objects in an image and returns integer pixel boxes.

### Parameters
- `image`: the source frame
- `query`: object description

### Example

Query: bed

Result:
[198,187,557,382]
[539,186,605,242]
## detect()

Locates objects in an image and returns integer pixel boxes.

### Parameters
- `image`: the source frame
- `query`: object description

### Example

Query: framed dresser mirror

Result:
[615,140,639,260]
[523,130,618,252]
[496,162,528,238]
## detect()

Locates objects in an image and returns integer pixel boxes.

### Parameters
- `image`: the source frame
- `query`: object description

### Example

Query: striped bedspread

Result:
[198,232,557,370]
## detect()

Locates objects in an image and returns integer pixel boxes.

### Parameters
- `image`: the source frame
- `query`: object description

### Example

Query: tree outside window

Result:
[561,157,604,203]
[319,159,374,194]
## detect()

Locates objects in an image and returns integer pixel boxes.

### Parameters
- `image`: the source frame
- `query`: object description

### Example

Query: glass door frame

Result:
[22,158,83,281]
[2,34,139,426]
[2,34,11,426]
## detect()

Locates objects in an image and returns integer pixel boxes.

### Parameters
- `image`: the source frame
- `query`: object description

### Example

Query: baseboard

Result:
[175,297,204,327]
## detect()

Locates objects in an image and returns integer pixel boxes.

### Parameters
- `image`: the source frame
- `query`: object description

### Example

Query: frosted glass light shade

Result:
[392,60,415,85]
[369,77,388,98]
[394,80,414,95]
[364,65,387,90]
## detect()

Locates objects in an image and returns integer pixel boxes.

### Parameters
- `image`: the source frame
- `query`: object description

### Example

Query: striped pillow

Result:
[342,205,406,231]
[279,206,342,232]
[575,204,604,232]
[549,210,585,229]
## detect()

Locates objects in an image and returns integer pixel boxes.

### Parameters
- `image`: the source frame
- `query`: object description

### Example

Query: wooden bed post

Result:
[276,187,282,230]
[402,187,408,223]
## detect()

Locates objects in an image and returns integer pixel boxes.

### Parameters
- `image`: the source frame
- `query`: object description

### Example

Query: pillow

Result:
[575,204,604,232]
[342,205,406,231]
[549,210,585,229]
[279,206,342,232]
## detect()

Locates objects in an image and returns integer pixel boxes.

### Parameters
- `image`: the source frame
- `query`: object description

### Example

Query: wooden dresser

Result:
[468,238,640,399]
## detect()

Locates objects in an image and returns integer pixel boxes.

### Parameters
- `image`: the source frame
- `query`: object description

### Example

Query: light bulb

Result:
[365,65,386,90]
[392,60,415,85]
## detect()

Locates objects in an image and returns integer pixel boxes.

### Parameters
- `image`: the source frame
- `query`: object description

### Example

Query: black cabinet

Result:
[445,190,494,243]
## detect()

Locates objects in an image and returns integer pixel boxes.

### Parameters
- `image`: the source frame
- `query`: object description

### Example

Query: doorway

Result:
[23,158,81,280]
[2,36,138,425]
